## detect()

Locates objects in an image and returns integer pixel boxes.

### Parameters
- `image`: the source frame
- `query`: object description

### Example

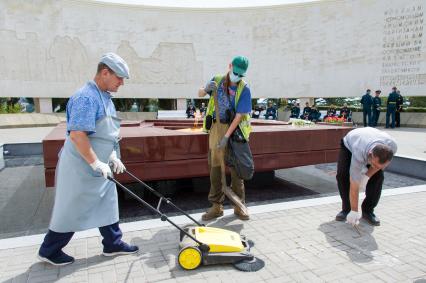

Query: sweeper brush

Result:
[108,170,265,272]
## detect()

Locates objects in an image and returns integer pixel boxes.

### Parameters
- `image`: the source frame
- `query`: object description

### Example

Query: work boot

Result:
[362,212,380,226]
[202,203,224,221]
[234,206,249,221]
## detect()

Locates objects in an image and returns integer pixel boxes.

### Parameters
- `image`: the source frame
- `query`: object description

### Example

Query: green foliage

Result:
[404,107,426,113]
[0,103,22,113]
[408,97,426,108]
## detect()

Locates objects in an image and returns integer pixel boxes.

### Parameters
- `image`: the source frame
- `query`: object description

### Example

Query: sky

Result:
[93,0,319,8]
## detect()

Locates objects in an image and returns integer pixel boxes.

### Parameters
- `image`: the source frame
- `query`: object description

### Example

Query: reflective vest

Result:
[202,75,252,141]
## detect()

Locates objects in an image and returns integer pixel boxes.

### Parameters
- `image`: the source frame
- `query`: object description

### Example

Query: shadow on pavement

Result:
[10,251,142,283]
[318,220,377,263]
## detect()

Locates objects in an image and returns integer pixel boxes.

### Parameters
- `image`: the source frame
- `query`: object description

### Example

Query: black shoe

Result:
[103,242,139,257]
[38,251,75,266]
[362,212,380,226]
[335,211,349,221]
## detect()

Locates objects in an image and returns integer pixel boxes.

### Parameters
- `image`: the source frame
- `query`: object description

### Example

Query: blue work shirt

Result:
[211,77,252,121]
[66,81,117,135]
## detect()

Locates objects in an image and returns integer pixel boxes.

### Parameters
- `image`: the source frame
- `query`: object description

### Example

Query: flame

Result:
[193,109,201,129]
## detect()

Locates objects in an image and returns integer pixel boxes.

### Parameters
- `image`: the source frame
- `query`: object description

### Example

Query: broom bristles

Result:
[233,257,265,272]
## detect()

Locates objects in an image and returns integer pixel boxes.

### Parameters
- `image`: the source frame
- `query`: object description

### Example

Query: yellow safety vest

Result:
[202,75,252,141]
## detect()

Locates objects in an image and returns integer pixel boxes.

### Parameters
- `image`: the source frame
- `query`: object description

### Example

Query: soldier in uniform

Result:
[360,89,373,127]
[308,105,321,122]
[323,105,337,120]
[200,102,207,118]
[265,101,277,120]
[371,90,382,127]
[339,103,352,122]
[186,102,196,118]
[395,90,403,128]
[386,87,398,128]
[300,102,311,119]
[289,101,300,118]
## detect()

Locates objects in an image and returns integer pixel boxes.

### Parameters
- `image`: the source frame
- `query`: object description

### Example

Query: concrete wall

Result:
[0,0,425,99]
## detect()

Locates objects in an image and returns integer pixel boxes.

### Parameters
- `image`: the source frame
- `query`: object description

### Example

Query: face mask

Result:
[229,72,241,83]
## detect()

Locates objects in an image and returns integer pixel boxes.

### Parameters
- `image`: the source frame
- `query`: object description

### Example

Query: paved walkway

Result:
[0,185,425,283]
[382,128,426,161]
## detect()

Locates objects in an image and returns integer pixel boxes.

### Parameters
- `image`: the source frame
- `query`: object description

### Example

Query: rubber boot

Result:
[234,206,249,221]
[201,203,224,221]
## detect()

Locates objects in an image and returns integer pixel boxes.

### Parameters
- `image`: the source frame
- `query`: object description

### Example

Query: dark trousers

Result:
[336,141,384,214]
[386,105,396,128]
[362,108,372,127]
[371,109,380,127]
[395,110,401,127]
[39,222,123,258]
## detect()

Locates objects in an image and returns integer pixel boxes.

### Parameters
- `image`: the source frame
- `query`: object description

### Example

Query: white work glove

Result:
[90,159,112,179]
[359,174,369,191]
[109,150,126,174]
[346,211,360,226]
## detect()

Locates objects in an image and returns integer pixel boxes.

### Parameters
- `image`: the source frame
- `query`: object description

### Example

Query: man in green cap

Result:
[198,55,253,221]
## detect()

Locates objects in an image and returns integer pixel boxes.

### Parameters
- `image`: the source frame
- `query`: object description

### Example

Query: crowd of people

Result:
[181,85,403,127]
[360,86,404,128]
[288,101,350,123]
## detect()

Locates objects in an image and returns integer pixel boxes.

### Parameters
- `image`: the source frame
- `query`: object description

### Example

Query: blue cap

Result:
[100,52,130,79]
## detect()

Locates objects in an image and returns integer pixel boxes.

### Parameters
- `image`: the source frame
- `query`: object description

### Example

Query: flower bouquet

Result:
[324,116,348,126]
[290,118,314,127]
[323,116,346,125]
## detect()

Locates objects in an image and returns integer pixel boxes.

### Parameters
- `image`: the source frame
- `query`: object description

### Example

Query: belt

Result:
[388,102,396,104]
[213,119,228,124]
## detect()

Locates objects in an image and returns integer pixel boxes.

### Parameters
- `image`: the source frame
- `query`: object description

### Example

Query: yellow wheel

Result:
[178,246,202,270]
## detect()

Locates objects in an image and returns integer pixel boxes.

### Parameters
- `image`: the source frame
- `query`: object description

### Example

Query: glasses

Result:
[232,71,244,78]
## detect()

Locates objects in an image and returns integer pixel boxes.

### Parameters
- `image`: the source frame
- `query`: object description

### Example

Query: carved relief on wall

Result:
[0,28,202,87]
[117,41,203,85]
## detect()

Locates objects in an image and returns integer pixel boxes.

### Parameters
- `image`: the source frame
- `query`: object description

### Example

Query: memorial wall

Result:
[0,0,424,99]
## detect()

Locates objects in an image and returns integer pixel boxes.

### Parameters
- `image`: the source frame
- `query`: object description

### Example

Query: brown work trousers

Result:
[207,121,245,205]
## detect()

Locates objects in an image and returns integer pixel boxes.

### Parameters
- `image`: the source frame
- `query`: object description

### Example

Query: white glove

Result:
[359,174,369,191]
[109,150,126,174]
[90,159,112,179]
[346,211,360,226]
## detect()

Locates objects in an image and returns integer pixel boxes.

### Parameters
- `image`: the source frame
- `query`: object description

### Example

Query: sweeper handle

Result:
[123,169,204,227]
[107,176,210,252]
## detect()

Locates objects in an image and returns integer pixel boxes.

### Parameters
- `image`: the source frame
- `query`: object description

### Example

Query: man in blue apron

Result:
[38,53,138,266]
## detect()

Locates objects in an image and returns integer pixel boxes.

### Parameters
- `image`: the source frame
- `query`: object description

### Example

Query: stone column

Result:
[298,97,315,107]
[176,98,187,110]
[37,98,53,113]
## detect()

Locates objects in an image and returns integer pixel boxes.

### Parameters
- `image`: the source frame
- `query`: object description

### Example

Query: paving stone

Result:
[0,191,426,282]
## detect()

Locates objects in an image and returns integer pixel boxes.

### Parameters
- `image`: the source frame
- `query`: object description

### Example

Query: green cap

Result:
[232,56,249,76]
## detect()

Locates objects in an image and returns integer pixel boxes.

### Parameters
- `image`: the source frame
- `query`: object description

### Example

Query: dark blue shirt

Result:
[360,93,373,109]
[373,97,381,109]
[387,91,398,104]
[211,77,252,121]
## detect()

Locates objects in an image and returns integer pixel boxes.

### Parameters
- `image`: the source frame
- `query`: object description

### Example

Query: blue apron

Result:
[49,85,121,233]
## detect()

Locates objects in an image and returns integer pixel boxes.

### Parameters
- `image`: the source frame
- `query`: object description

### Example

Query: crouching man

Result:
[335,127,397,226]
